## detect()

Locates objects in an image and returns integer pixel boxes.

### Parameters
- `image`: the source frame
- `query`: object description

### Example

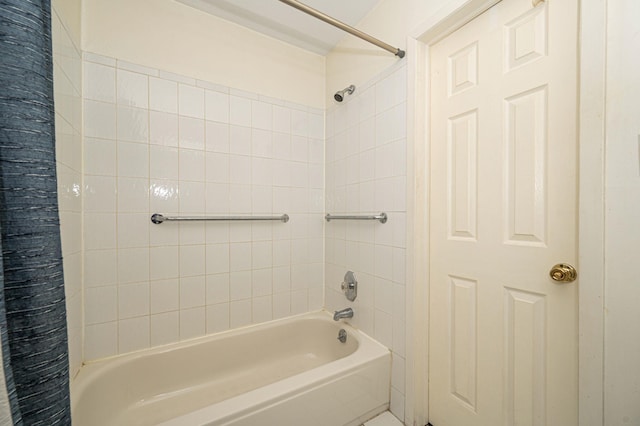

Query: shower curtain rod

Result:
[278,0,405,58]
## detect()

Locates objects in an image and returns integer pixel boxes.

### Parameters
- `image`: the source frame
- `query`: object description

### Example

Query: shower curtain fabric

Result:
[0,0,72,424]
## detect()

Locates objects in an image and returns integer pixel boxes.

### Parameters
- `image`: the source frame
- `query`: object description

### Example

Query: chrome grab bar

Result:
[324,213,387,224]
[151,213,289,224]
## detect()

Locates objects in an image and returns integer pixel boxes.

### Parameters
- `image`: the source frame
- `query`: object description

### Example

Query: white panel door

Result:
[428,0,578,425]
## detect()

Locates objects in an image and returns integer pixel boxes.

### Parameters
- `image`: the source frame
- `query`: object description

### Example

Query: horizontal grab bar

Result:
[325,213,387,224]
[151,213,289,224]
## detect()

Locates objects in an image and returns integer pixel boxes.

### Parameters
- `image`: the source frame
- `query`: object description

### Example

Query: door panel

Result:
[428,0,578,425]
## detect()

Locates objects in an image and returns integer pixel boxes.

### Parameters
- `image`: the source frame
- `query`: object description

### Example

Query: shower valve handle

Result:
[341,271,357,302]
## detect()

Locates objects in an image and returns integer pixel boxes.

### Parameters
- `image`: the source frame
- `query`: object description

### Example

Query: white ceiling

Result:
[175,0,382,55]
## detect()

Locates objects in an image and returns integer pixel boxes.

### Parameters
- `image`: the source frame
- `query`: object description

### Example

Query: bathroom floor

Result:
[363,411,404,426]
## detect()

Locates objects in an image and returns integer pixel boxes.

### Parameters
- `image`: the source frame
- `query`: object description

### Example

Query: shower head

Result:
[334,85,355,102]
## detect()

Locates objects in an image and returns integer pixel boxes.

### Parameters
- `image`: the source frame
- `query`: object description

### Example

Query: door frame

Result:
[404,1,606,425]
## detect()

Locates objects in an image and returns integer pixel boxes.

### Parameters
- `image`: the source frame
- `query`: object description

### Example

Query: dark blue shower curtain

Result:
[0,0,72,424]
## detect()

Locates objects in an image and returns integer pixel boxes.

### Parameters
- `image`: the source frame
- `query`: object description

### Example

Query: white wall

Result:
[81,53,324,360]
[52,0,83,379]
[53,0,81,44]
[81,0,326,109]
[325,0,446,104]
[79,0,328,361]
[604,1,640,423]
[325,62,407,421]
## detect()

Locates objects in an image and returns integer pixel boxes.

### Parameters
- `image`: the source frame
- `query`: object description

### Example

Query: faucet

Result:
[333,307,354,321]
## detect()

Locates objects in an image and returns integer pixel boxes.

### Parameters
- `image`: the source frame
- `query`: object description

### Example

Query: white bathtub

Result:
[72,311,391,425]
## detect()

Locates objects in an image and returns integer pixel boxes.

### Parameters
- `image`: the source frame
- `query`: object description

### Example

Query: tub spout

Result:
[333,308,354,321]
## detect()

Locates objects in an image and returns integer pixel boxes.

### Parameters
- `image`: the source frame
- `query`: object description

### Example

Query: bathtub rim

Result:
[158,348,390,426]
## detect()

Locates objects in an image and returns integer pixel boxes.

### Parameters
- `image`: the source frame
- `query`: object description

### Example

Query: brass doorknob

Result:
[549,263,577,283]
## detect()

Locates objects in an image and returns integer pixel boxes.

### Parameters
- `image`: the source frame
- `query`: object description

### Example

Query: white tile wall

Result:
[325,64,407,422]
[83,53,325,360]
[52,6,83,379]
[150,77,178,114]
[72,44,410,423]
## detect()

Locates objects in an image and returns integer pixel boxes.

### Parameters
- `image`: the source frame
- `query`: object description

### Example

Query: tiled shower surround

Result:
[81,52,408,422]
[325,63,408,420]
[82,53,325,360]
[52,6,83,378]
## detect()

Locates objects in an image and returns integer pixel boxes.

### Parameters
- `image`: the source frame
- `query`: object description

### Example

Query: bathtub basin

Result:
[72,311,391,425]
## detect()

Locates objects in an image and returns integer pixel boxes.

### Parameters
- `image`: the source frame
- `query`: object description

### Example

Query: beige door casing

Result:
[405,0,605,425]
